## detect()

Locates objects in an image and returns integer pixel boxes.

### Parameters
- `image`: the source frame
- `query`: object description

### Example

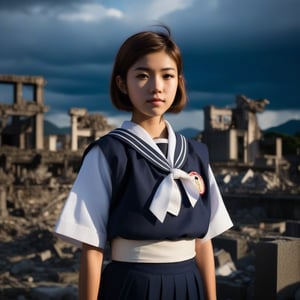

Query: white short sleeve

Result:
[54,146,112,249]
[201,165,233,242]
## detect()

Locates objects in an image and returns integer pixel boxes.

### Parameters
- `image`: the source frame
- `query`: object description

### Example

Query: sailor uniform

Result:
[54,120,233,300]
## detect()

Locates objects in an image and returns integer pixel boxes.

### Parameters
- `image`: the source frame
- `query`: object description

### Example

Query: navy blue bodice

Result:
[83,132,211,242]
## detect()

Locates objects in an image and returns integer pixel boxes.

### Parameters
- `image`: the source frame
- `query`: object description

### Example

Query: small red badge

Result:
[189,171,205,195]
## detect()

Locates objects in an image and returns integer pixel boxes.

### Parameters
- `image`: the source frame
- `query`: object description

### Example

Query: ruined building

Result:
[0,74,114,182]
[0,75,49,150]
[0,74,115,153]
[69,108,114,151]
[202,95,271,164]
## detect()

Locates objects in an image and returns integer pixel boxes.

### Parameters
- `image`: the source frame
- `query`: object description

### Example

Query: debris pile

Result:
[0,185,80,300]
[0,177,299,299]
[216,168,299,194]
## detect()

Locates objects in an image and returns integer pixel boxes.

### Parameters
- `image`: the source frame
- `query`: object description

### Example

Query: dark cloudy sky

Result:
[0,0,299,131]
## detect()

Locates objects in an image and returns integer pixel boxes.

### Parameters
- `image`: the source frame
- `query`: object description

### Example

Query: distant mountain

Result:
[44,120,70,135]
[43,119,299,137]
[178,127,200,138]
[264,119,300,136]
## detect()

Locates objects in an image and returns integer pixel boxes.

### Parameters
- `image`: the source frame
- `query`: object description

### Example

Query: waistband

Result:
[111,238,196,263]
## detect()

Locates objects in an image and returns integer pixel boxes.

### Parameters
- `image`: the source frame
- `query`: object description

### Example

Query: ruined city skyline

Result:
[0,72,299,137]
[0,74,293,179]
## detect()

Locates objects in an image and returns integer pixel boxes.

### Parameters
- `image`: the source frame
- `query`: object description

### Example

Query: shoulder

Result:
[81,130,128,164]
[187,138,208,153]
[175,131,208,154]
[184,136,209,164]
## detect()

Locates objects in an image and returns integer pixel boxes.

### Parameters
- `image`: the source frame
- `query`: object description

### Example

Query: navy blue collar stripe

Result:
[112,129,169,169]
[111,132,169,171]
[109,128,188,171]
[109,129,170,171]
[109,130,170,171]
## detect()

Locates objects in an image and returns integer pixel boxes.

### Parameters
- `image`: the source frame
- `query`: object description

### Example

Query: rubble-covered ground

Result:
[0,185,80,300]
[0,167,299,300]
[215,167,300,195]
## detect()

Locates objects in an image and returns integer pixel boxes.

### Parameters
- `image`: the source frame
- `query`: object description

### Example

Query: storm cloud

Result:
[0,0,299,129]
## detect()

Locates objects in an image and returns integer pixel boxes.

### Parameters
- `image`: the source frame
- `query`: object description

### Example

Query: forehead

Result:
[130,51,177,71]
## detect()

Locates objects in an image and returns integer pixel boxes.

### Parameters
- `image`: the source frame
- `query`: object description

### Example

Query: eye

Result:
[163,73,175,79]
[136,73,149,79]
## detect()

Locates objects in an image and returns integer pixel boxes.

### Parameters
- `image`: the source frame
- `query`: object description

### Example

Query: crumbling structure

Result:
[0,75,49,150]
[0,74,116,184]
[202,95,270,164]
[0,75,118,222]
[69,108,114,151]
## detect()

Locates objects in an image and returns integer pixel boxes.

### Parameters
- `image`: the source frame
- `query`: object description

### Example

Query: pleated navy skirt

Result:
[98,258,204,300]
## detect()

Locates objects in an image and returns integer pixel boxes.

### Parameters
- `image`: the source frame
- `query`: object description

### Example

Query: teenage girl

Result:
[54,26,233,300]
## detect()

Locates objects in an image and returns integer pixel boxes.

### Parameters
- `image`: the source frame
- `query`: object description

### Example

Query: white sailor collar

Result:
[111,120,200,223]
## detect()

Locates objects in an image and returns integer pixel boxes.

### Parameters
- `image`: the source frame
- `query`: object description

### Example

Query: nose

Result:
[149,76,162,94]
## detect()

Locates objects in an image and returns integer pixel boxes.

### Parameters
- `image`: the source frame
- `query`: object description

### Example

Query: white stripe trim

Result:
[110,129,170,171]
[110,128,188,170]
[175,135,187,168]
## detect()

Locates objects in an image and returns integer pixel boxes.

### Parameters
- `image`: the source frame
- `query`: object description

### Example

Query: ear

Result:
[116,76,127,94]
[178,74,184,84]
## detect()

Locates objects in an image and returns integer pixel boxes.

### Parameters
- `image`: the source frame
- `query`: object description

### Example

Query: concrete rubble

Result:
[0,184,79,299]
[0,177,299,299]
[216,168,299,195]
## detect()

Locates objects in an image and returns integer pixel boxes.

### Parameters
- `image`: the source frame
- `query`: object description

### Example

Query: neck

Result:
[131,116,168,139]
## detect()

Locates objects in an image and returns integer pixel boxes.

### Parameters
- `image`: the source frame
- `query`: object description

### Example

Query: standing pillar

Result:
[71,115,78,151]
[35,113,44,150]
[0,187,8,217]
[69,108,87,151]
[34,83,45,150]
[14,82,23,104]
[275,137,282,176]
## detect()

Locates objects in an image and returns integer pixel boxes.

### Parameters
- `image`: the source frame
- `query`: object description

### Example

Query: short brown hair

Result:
[110,26,187,113]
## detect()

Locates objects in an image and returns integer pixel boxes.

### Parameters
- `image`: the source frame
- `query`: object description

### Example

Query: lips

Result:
[147,98,164,104]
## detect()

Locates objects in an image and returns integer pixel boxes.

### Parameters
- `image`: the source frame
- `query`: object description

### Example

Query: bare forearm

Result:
[79,243,103,300]
[195,239,217,300]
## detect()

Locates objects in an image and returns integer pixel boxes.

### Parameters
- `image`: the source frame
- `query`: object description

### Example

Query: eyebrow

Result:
[133,67,176,72]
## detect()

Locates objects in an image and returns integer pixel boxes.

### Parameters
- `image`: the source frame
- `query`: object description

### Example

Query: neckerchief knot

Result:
[150,168,199,223]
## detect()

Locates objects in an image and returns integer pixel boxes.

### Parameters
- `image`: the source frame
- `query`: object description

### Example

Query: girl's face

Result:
[120,51,179,123]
